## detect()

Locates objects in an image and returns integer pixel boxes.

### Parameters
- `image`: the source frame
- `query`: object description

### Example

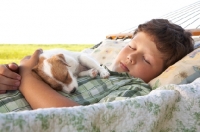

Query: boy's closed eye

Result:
[128,45,151,65]
[128,45,136,50]
[143,56,151,65]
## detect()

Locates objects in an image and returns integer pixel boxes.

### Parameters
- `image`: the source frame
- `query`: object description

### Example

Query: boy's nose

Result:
[127,54,136,64]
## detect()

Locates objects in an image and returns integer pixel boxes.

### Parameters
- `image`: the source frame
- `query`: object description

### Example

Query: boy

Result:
[112,19,193,82]
[0,19,194,110]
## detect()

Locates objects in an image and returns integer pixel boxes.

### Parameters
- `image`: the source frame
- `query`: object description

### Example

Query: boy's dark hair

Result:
[133,19,194,70]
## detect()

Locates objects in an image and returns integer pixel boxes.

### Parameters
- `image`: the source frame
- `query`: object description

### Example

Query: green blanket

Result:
[0,71,151,113]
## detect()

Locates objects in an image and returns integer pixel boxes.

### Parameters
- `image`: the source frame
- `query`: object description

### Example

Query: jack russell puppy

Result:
[32,48,110,93]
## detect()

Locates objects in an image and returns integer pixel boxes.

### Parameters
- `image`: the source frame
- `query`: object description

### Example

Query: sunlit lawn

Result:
[0,44,94,64]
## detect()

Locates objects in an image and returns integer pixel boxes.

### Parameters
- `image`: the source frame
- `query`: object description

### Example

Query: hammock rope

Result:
[115,1,200,35]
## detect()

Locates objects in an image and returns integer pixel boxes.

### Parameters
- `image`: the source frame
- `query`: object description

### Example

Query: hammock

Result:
[1,1,200,132]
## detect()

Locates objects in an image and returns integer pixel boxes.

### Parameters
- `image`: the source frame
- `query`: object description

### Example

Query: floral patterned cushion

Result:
[90,39,130,70]
[91,39,200,90]
[149,47,200,89]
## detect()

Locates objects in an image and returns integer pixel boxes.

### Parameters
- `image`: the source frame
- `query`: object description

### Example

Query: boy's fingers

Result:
[8,63,18,70]
[0,84,18,94]
[21,55,31,61]
[27,49,43,67]
[20,49,43,66]
[30,49,43,63]
[0,65,21,80]
[0,90,6,94]
[0,82,19,90]
[7,63,19,73]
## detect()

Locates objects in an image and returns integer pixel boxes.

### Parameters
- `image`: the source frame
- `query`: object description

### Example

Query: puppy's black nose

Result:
[70,88,76,94]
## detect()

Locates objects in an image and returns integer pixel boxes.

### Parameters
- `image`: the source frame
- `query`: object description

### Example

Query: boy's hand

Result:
[19,49,43,76]
[0,63,21,94]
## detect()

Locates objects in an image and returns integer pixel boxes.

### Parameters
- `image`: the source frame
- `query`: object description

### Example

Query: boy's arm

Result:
[19,49,79,109]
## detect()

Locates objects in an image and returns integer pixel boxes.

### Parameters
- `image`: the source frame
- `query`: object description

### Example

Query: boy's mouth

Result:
[120,62,129,72]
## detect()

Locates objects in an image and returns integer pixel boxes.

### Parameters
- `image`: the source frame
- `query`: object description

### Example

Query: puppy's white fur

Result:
[33,48,110,93]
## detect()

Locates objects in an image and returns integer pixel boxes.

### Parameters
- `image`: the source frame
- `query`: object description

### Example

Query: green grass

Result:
[0,44,94,64]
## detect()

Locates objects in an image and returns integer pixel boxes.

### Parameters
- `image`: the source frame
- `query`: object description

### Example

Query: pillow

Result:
[194,40,200,49]
[149,47,200,89]
[90,39,130,70]
[90,39,200,90]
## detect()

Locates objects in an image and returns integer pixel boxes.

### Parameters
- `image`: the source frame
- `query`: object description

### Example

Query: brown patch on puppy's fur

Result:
[47,54,73,85]
[32,56,63,90]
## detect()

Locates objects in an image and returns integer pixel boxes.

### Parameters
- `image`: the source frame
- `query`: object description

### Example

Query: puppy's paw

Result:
[89,69,98,78]
[99,69,110,79]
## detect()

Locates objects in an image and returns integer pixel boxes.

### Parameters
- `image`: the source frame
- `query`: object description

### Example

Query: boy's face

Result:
[112,32,164,82]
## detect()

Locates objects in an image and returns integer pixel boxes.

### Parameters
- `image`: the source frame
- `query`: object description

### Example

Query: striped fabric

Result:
[0,71,151,113]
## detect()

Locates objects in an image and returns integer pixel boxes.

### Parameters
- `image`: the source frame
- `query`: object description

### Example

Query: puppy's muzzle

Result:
[70,88,76,94]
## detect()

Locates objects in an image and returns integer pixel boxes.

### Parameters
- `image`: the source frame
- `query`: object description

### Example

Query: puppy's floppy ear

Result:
[55,54,70,67]
[48,54,72,83]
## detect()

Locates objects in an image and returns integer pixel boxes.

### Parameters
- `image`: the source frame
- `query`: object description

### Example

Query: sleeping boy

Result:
[0,19,194,110]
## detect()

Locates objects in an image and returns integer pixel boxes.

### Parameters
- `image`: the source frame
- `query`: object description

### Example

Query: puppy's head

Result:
[33,54,78,93]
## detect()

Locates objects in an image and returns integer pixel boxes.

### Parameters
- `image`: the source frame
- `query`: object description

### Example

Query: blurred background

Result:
[0,0,199,44]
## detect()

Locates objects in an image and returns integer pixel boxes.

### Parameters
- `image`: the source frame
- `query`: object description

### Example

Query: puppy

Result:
[32,48,110,93]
